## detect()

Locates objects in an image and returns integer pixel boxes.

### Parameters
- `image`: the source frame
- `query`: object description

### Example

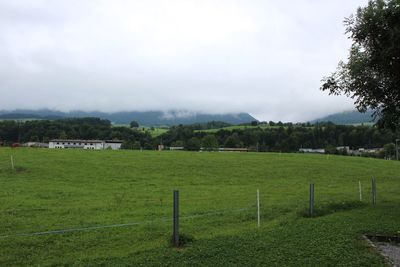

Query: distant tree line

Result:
[155,122,399,153]
[0,118,153,148]
[0,119,398,157]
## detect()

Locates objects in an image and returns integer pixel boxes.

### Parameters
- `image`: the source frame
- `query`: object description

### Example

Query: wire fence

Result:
[0,156,13,172]
[0,205,253,239]
[1,178,396,242]
[1,153,399,241]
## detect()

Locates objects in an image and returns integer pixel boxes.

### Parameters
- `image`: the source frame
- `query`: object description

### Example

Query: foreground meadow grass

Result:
[0,148,399,266]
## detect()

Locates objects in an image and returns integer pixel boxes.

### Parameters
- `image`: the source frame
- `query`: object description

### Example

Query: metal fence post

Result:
[173,190,179,247]
[309,183,314,217]
[372,178,377,205]
[257,189,260,227]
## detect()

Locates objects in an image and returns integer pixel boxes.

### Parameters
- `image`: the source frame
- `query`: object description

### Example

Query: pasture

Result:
[194,123,275,133]
[0,148,399,266]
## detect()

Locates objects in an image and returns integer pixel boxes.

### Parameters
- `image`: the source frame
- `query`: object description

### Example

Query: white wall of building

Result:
[49,140,121,150]
[104,142,122,150]
[83,142,103,150]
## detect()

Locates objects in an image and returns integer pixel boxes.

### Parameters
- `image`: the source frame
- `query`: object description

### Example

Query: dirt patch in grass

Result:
[14,166,28,173]
[169,233,195,248]
[0,166,29,174]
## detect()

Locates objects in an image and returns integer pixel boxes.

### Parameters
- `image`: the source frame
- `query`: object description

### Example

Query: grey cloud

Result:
[0,0,368,121]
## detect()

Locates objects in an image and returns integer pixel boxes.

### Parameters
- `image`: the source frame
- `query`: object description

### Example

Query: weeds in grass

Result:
[300,201,367,218]
[169,233,195,248]
[0,166,28,174]
[113,192,126,208]
[1,148,399,266]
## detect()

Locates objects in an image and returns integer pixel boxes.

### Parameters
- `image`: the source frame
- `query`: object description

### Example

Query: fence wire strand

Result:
[0,206,252,239]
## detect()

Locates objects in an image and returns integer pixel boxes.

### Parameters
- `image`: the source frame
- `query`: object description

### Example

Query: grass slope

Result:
[112,124,169,137]
[195,124,278,133]
[0,148,399,266]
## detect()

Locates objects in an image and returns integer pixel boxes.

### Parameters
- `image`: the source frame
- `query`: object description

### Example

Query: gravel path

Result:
[376,242,400,266]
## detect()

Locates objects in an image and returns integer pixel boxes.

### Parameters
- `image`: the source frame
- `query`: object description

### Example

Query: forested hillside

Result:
[1,118,398,155]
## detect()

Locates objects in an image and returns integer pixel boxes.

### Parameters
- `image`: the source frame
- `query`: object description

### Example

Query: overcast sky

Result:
[0,0,368,121]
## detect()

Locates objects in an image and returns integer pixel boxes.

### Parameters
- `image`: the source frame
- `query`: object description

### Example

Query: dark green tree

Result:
[202,135,219,151]
[132,141,141,150]
[185,137,201,151]
[171,140,185,147]
[383,143,396,159]
[224,133,243,148]
[321,0,400,129]
[130,121,139,128]
[59,131,67,139]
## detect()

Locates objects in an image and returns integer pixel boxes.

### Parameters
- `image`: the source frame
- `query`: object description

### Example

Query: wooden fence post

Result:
[10,155,14,171]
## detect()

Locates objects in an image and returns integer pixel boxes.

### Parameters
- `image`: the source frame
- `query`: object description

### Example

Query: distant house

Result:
[358,148,383,154]
[336,146,350,152]
[169,146,184,151]
[49,140,122,150]
[347,147,383,156]
[299,148,325,154]
[219,148,249,152]
[103,140,123,150]
[23,142,49,148]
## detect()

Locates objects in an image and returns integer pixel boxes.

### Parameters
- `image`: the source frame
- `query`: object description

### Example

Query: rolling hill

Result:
[0,109,257,126]
[311,110,376,125]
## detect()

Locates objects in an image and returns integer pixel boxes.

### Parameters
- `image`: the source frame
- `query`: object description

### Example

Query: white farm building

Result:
[49,140,122,150]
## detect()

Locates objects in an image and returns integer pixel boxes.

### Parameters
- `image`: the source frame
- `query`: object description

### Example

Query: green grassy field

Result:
[145,127,169,137]
[0,148,399,266]
[194,124,274,133]
[112,124,169,137]
[193,123,306,133]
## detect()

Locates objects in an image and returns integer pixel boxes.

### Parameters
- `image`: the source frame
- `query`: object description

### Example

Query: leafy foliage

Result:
[202,135,219,150]
[321,0,400,129]
[130,120,139,128]
[0,119,398,154]
[224,133,243,148]
[159,122,398,153]
[185,137,201,151]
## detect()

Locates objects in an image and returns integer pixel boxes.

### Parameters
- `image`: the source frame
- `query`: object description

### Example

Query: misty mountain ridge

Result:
[0,109,256,126]
[312,110,377,125]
